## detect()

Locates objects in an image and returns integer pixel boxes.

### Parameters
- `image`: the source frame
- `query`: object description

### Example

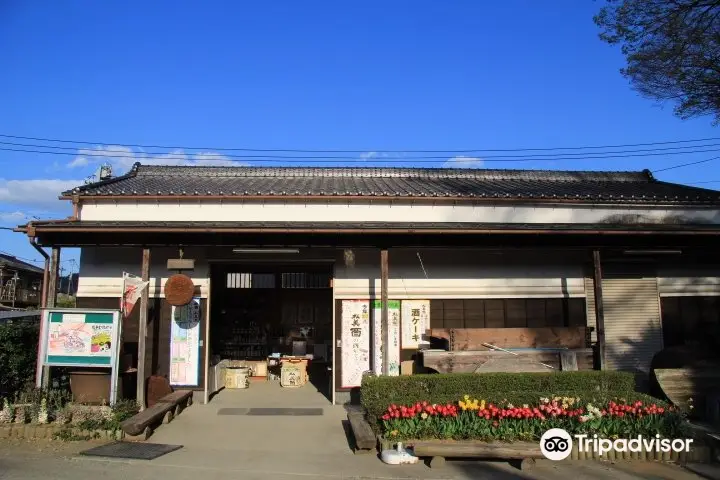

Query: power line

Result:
[5,145,720,163]
[688,180,720,185]
[652,155,720,173]
[0,251,73,266]
[5,139,720,160]
[2,132,720,153]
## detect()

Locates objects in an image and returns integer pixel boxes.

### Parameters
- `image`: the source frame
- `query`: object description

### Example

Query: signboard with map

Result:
[37,308,121,404]
[43,311,119,366]
[169,297,202,386]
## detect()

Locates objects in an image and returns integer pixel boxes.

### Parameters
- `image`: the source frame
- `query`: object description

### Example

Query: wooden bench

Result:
[347,410,377,454]
[158,390,194,420]
[412,440,542,470]
[121,390,193,440]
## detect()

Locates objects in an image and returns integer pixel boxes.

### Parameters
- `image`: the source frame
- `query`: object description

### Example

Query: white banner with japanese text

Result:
[340,300,370,388]
[372,300,401,376]
[401,300,430,349]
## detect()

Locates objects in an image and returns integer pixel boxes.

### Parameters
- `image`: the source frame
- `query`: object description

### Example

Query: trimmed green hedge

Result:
[361,371,644,421]
[0,321,39,397]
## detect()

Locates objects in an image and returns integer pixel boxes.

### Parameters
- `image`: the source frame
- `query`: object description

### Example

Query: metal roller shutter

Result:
[603,270,662,373]
[584,277,597,343]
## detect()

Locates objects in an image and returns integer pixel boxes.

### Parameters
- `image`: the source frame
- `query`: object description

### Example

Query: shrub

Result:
[361,371,637,421]
[0,321,39,397]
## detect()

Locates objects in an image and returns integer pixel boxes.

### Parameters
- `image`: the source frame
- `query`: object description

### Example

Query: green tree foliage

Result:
[595,0,720,122]
[0,321,39,396]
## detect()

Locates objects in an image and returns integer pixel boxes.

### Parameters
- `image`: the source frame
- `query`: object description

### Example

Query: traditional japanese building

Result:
[17,163,720,405]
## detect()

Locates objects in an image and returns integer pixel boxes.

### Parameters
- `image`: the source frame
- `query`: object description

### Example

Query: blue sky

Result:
[0,0,719,271]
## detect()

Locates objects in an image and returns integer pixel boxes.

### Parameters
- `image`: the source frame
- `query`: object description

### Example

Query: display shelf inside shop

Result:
[215,314,270,359]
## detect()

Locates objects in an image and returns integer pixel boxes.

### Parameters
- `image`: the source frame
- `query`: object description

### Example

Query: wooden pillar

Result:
[46,248,60,308]
[40,256,49,308]
[40,247,61,388]
[592,250,606,370]
[380,249,389,376]
[136,248,151,410]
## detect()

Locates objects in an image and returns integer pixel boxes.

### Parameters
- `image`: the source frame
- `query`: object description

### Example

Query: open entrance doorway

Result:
[207,262,334,405]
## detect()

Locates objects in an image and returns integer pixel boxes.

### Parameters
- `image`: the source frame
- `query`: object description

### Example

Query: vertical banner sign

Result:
[121,273,149,319]
[169,297,201,386]
[340,300,370,388]
[372,300,401,376]
[401,300,431,349]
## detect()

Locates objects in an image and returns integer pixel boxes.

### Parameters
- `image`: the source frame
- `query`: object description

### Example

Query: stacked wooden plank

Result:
[421,327,593,373]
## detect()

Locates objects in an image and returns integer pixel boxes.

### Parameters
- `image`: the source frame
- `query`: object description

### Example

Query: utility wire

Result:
[652,155,720,173]
[5,145,720,163]
[2,132,720,153]
[4,140,720,160]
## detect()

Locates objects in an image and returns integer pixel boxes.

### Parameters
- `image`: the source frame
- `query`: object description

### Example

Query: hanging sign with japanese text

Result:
[372,300,401,376]
[401,300,430,349]
[340,300,370,388]
[169,297,202,386]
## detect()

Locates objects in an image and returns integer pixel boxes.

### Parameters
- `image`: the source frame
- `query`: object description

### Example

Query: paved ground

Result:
[0,381,715,479]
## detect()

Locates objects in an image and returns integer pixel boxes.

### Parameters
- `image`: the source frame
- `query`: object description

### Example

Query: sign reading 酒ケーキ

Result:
[341,300,370,388]
[401,300,430,349]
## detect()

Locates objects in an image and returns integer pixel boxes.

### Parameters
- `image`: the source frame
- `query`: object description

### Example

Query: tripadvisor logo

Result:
[539,429,693,461]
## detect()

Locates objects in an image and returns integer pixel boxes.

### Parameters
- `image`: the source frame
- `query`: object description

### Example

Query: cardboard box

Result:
[401,360,414,376]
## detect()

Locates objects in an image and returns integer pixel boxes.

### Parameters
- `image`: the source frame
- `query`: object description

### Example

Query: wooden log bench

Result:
[121,390,193,440]
[346,410,377,454]
[411,440,542,470]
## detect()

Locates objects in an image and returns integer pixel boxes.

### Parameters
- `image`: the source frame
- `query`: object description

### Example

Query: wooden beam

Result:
[380,249,389,376]
[46,247,60,308]
[136,248,151,410]
[41,256,49,308]
[592,250,606,370]
[42,247,61,388]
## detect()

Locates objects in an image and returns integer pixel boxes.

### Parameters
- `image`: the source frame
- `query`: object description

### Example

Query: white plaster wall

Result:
[657,266,720,296]
[78,247,587,300]
[333,248,587,299]
[78,247,210,298]
[78,200,720,225]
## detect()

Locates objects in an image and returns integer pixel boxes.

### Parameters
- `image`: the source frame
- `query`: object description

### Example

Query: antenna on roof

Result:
[99,163,113,180]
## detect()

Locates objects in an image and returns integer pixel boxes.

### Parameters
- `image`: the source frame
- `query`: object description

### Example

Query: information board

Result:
[372,300,401,376]
[37,308,121,404]
[43,310,119,366]
[169,297,202,386]
[401,300,431,349]
[340,299,370,388]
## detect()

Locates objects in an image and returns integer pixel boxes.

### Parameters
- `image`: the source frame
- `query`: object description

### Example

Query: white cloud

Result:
[442,156,484,168]
[0,211,27,224]
[360,151,378,159]
[68,145,243,174]
[0,178,84,210]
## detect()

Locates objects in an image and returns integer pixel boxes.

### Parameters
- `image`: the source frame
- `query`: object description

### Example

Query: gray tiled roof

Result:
[62,162,720,204]
[0,254,44,274]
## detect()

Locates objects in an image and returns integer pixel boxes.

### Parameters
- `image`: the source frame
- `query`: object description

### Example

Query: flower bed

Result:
[0,389,139,441]
[379,396,687,442]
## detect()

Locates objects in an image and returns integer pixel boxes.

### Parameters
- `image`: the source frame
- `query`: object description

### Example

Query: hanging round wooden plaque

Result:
[164,274,195,306]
